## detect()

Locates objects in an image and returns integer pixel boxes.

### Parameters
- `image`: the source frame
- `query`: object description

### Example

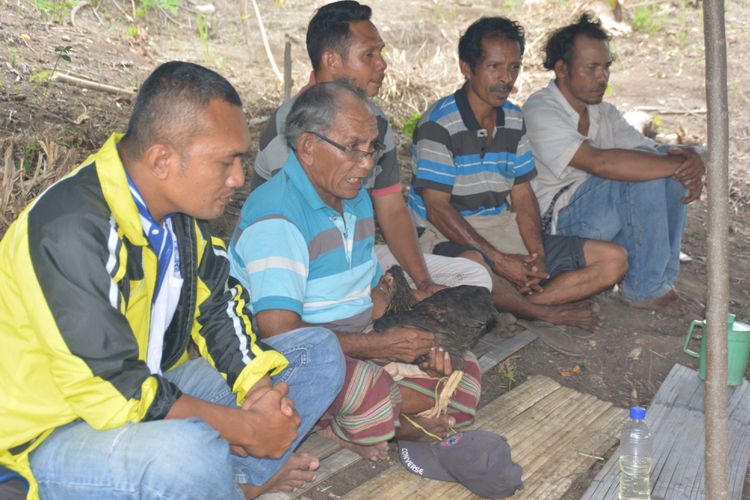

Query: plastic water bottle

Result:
[619,406,653,500]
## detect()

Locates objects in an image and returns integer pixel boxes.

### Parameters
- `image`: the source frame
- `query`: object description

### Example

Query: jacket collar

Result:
[90,133,148,246]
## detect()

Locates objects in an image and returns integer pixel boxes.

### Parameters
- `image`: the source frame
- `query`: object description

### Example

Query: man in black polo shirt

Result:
[408,17,627,332]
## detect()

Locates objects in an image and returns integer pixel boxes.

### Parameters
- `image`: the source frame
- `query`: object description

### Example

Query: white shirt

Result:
[523,79,658,230]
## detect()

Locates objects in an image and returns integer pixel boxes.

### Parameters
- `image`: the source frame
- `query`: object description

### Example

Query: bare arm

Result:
[255,309,434,363]
[510,182,549,291]
[422,188,546,289]
[373,192,442,297]
[510,182,545,259]
[571,141,704,182]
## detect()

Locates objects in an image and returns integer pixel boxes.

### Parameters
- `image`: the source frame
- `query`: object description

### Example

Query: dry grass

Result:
[0,138,75,233]
[1,0,747,237]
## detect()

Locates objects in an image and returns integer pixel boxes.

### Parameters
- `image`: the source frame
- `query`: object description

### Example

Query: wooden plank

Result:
[477,329,537,373]
[291,449,362,498]
[258,449,362,500]
[583,363,750,500]
[295,432,340,459]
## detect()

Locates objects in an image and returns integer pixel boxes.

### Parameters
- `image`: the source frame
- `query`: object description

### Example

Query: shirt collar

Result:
[548,78,601,125]
[126,171,172,231]
[282,151,368,213]
[455,83,506,131]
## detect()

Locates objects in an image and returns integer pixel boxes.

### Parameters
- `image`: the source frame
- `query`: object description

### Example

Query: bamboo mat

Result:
[343,375,627,499]
[258,329,537,500]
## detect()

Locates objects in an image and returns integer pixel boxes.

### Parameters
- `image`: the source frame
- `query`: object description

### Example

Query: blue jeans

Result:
[556,175,687,301]
[28,327,345,499]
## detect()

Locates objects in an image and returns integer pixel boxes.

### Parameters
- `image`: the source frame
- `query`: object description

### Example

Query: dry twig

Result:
[50,72,136,96]
[249,0,283,83]
[109,0,134,23]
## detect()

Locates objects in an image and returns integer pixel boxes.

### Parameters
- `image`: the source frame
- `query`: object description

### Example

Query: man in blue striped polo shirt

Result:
[230,81,481,461]
[408,17,628,332]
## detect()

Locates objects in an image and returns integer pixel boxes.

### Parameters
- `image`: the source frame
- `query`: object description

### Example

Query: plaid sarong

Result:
[319,353,481,445]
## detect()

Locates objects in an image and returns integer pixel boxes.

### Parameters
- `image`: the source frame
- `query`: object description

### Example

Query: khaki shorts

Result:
[418,211,586,279]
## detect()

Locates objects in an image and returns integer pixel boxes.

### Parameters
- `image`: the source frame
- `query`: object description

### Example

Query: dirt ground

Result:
[1,0,749,497]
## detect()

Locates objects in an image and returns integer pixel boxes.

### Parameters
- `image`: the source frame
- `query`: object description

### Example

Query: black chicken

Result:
[373,266,497,370]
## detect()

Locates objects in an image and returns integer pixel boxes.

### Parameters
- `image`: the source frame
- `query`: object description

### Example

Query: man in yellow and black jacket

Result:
[0,61,344,499]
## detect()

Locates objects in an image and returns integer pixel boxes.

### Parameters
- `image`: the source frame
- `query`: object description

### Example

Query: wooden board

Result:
[257,329,538,499]
[582,363,750,500]
[343,375,627,499]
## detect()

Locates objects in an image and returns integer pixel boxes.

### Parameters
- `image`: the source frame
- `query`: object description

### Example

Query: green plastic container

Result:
[684,314,750,386]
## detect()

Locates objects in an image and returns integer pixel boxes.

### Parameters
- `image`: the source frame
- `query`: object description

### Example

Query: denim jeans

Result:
[29,327,345,499]
[556,175,687,301]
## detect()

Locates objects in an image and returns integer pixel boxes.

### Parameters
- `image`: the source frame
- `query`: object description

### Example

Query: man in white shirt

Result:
[523,13,704,318]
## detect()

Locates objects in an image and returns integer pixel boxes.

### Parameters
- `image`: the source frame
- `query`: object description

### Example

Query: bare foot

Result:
[624,289,704,320]
[319,426,389,461]
[240,453,319,498]
[396,414,455,442]
[539,301,603,332]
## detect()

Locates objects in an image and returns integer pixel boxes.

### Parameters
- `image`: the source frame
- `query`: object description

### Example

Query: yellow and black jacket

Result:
[0,133,288,498]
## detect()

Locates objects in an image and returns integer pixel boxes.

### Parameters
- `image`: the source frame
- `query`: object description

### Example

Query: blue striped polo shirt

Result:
[229,152,382,333]
[407,85,536,226]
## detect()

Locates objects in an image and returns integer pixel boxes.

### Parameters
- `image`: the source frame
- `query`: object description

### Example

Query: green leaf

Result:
[30,71,52,85]
[401,112,422,140]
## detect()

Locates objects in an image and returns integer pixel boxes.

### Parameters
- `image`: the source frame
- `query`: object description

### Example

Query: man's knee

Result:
[137,419,237,498]
[664,176,689,203]
[267,326,346,403]
[291,327,344,363]
[610,245,629,280]
[585,240,629,284]
[298,327,346,392]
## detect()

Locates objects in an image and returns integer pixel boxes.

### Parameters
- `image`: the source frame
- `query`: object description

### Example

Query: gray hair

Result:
[284,79,369,149]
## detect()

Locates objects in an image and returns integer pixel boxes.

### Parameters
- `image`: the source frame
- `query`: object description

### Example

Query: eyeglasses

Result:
[306,131,386,164]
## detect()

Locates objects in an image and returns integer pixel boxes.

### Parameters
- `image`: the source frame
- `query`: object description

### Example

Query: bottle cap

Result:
[629,406,647,419]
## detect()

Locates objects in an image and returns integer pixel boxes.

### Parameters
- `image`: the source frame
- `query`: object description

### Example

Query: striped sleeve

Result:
[237,218,310,315]
[512,132,538,184]
[371,114,401,195]
[192,229,288,404]
[412,120,456,193]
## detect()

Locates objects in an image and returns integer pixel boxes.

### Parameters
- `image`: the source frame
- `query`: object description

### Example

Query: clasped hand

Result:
[493,252,549,294]
[669,147,705,204]
[230,376,300,458]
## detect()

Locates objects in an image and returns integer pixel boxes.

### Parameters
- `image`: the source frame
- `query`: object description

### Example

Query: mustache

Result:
[490,83,513,93]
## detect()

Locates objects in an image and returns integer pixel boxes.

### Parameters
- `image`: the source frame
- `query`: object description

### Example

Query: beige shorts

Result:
[418,211,528,255]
